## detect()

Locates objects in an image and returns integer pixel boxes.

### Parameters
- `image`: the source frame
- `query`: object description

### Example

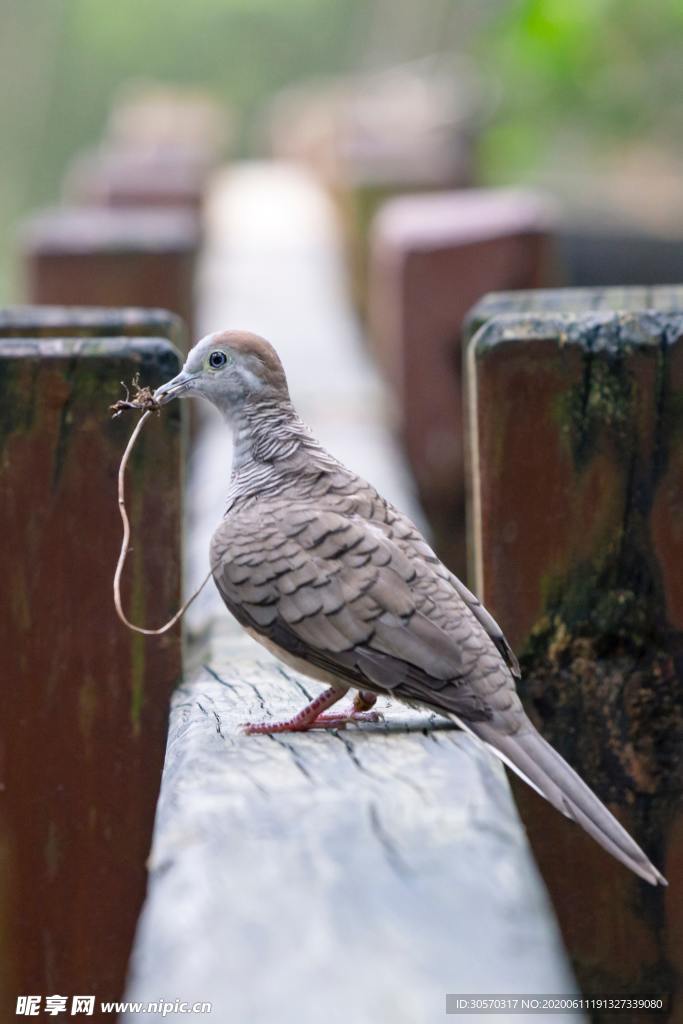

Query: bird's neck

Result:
[226,398,334,503]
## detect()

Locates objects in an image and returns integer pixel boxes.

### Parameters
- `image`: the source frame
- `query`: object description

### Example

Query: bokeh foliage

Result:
[0,0,681,299]
[479,0,683,178]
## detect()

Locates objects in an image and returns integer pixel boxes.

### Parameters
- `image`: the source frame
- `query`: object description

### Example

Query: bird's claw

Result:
[311,709,384,729]
[241,708,383,735]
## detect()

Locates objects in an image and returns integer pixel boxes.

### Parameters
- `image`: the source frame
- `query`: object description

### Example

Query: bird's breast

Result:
[241,624,348,690]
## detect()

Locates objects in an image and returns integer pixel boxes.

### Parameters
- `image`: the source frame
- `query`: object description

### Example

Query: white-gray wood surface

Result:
[124,163,579,1024]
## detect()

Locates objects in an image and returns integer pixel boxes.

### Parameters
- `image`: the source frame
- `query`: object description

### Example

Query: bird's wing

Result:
[362,499,521,679]
[211,500,666,885]
[448,574,521,678]
[210,504,521,725]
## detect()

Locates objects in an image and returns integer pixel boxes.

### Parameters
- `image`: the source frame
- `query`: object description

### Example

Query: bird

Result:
[154,328,667,887]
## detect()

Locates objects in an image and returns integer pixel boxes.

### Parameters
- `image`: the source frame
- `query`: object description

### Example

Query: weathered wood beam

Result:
[466,295,683,1006]
[125,648,578,1023]
[0,315,184,1015]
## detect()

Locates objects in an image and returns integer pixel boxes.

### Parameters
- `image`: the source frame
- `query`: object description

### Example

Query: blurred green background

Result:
[1,0,682,300]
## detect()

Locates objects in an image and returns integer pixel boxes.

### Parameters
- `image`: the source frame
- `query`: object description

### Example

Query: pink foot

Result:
[241,686,382,735]
[242,709,383,735]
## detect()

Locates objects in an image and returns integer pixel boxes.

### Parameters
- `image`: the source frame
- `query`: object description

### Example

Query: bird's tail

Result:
[472,720,667,886]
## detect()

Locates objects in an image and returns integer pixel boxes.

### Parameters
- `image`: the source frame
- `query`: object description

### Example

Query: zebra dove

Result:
[154,329,666,886]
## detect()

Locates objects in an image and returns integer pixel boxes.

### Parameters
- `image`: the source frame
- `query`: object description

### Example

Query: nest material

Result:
[110,373,161,417]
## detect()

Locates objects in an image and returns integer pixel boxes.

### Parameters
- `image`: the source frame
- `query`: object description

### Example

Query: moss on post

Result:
[0,321,183,1015]
[467,304,683,1007]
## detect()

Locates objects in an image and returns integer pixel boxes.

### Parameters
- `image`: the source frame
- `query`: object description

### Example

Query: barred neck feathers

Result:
[227,397,339,507]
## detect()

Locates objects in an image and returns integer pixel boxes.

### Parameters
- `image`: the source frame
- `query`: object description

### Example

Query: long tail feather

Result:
[472,721,667,886]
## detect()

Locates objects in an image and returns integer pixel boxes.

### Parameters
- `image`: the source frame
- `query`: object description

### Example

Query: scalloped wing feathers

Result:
[211,498,523,729]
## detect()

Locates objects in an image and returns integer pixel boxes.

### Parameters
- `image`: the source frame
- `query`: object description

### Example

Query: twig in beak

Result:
[110,373,161,417]
[113,407,211,635]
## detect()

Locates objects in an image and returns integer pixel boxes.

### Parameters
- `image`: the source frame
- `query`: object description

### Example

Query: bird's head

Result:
[154,329,290,417]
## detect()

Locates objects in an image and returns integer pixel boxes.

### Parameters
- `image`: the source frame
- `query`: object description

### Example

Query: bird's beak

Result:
[154,370,196,405]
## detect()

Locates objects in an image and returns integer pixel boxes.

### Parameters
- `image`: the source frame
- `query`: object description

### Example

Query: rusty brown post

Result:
[0,311,184,1018]
[368,189,557,576]
[466,296,683,1012]
[18,207,199,346]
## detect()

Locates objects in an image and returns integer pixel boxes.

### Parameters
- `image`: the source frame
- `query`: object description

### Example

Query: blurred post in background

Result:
[265,56,482,311]
[368,187,557,575]
[18,207,199,343]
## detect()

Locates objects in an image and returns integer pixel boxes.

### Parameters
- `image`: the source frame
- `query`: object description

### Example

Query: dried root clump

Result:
[110,373,161,418]
[112,390,212,635]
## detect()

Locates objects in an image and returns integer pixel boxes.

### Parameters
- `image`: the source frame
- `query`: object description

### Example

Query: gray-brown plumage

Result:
[155,329,667,886]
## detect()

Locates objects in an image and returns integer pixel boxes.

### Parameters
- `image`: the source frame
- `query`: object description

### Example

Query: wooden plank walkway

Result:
[124,163,580,1023]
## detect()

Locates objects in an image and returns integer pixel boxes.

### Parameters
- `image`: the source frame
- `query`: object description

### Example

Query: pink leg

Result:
[242,686,381,735]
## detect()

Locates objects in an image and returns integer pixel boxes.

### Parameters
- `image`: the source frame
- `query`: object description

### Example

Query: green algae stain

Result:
[0,360,40,460]
[130,634,145,738]
[522,548,663,673]
[129,488,146,737]
[78,674,98,755]
[50,357,80,492]
[523,328,676,669]
[556,346,636,472]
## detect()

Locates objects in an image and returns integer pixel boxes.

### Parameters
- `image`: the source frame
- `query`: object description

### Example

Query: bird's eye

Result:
[209,351,228,369]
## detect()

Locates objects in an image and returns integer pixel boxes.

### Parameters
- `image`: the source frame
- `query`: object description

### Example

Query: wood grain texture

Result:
[126,644,577,1024]
[0,332,183,1018]
[463,286,683,589]
[468,308,683,643]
